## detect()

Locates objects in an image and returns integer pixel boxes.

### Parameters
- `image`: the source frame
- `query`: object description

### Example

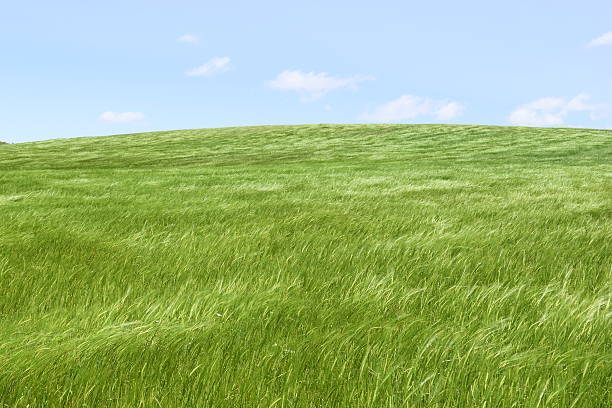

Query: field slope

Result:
[0,124,611,407]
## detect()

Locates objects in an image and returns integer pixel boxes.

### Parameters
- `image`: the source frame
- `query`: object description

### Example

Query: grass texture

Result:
[0,124,611,407]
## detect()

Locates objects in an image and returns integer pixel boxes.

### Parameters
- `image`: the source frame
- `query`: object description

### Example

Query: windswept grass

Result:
[0,124,610,407]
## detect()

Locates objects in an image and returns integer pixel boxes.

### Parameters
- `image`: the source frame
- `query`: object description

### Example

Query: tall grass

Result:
[0,124,610,407]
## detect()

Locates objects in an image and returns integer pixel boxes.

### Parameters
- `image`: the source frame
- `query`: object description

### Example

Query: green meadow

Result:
[0,124,610,407]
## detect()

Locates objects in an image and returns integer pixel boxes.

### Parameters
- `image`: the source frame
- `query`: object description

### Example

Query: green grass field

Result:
[0,124,611,407]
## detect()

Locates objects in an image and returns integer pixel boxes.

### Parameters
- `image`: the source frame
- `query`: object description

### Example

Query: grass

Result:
[0,124,610,407]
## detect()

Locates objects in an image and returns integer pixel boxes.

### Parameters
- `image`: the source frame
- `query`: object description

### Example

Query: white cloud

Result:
[186,57,231,77]
[588,32,612,47]
[361,95,465,122]
[99,111,145,124]
[177,34,199,44]
[435,102,466,121]
[507,94,610,126]
[267,70,374,101]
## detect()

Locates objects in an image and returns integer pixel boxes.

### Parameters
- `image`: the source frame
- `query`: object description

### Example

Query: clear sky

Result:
[1,0,611,143]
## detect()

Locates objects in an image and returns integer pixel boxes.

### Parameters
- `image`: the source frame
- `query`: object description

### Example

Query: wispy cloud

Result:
[507,94,610,126]
[99,111,145,124]
[267,70,374,101]
[361,95,465,122]
[588,32,612,47]
[186,57,231,77]
[177,34,199,44]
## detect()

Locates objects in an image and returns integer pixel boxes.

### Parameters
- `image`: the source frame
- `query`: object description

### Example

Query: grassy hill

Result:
[0,124,610,407]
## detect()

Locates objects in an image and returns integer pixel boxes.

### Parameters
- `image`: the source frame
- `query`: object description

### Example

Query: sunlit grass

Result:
[0,124,610,407]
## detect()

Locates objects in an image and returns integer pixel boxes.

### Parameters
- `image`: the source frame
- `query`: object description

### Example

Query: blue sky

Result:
[1,0,611,143]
